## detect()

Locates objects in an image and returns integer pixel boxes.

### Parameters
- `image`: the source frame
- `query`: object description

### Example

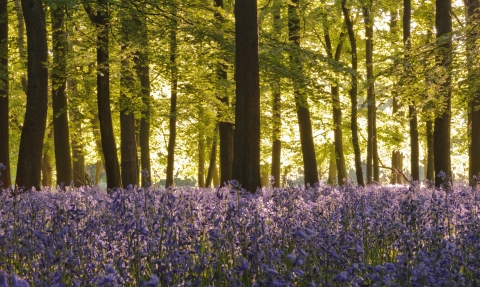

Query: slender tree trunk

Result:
[198,132,205,188]
[214,0,234,186]
[0,0,9,189]
[465,0,480,186]
[289,0,319,187]
[327,145,337,185]
[434,0,452,187]
[165,7,178,188]
[232,0,261,192]
[52,5,73,188]
[67,78,86,186]
[83,0,122,189]
[41,128,53,188]
[133,12,151,187]
[342,0,364,186]
[426,120,435,182]
[16,0,49,190]
[206,126,218,188]
[271,0,282,188]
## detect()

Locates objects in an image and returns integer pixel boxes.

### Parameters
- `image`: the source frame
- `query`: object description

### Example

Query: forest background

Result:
[0,0,476,192]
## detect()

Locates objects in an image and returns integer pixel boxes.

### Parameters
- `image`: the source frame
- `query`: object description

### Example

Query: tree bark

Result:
[52,5,73,188]
[41,129,53,188]
[16,0,48,190]
[0,0,9,188]
[83,0,122,189]
[165,7,178,188]
[434,0,452,187]
[465,0,480,186]
[289,0,319,187]
[426,119,435,182]
[198,132,205,188]
[342,0,364,186]
[271,0,282,188]
[206,126,218,188]
[232,0,261,192]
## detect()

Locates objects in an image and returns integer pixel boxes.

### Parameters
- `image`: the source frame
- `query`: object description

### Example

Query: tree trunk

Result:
[165,7,178,188]
[434,0,452,187]
[289,0,319,187]
[52,5,73,188]
[206,126,218,188]
[16,0,49,190]
[426,120,435,182]
[83,0,122,189]
[0,0,9,189]
[342,0,364,186]
[119,7,138,187]
[133,12,151,188]
[327,145,337,185]
[67,78,86,186]
[465,0,480,186]
[271,0,282,188]
[232,0,261,192]
[41,129,53,188]
[198,132,205,188]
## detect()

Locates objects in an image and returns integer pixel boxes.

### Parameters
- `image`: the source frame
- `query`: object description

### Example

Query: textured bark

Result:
[52,5,73,187]
[271,0,282,188]
[83,0,122,189]
[214,0,234,185]
[342,0,364,186]
[434,0,452,187]
[465,0,480,186]
[16,0,48,190]
[232,0,261,192]
[165,9,178,188]
[289,0,319,187]
[0,0,9,188]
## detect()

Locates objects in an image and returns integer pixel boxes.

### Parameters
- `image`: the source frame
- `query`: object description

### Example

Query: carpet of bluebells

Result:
[1,180,480,286]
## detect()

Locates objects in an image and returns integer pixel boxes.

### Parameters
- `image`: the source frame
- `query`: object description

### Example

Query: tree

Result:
[15,0,49,190]
[289,0,319,187]
[52,4,73,188]
[271,0,282,187]
[83,0,122,189]
[0,0,9,188]
[465,0,480,186]
[434,0,452,187]
[232,0,261,192]
[342,0,365,186]
[165,3,178,188]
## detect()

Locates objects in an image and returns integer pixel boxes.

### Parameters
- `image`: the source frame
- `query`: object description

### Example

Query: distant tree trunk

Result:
[67,78,86,186]
[271,0,282,188]
[119,6,138,187]
[214,0,234,186]
[83,0,122,189]
[41,129,53,188]
[52,5,73,188]
[465,0,480,186]
[0,0,9,188]
[206,126,218,188]
[16,0,48,190]
[327,145,337,185]
[342,0,364,186]
[165,7,178,188]
[363,6,378,183]
[289,0,319,187]
[434,0,452,187]
[232,0,261,192]
[133,12,151,187]
[426,120,435,182]
[324,27,347,185]
[198,132,205,188]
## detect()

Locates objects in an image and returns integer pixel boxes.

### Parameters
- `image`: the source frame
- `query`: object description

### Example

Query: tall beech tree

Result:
[0,0,9,188]
[51,4,73,187]
[434,0,452,187]
[342,0,365,186]
[271,0,282,187]
[214,0,234,186]
[165,4,178,188]
[232,0,261,192]
[83,0,122,189]
[119,2,138,187]
[404,0,419,182]
[465,0,480,186]
[289,0,319,186]
[15,0,48,190]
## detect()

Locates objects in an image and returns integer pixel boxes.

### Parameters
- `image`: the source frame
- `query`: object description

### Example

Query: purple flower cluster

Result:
[0,182,479,286]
